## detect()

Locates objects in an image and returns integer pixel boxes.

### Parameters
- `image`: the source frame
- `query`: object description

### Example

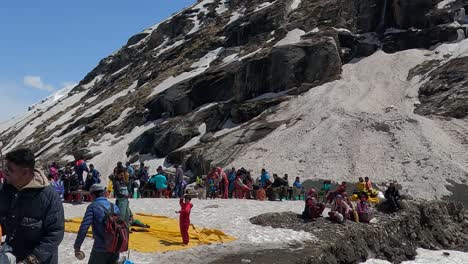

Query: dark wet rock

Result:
[245,201,468,264]
[415,56,468,118]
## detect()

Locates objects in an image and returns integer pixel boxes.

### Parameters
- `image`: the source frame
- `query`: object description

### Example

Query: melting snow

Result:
[274,29,306,47]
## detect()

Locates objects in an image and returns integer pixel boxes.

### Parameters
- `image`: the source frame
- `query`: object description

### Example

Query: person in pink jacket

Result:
[217,167,229,199]
[176,195,193,245]
[328,195,351,223]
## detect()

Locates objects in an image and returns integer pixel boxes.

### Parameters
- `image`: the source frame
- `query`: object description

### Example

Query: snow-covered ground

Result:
[60,199,468,264]
[229,40,468,200]
[60,199,313,264]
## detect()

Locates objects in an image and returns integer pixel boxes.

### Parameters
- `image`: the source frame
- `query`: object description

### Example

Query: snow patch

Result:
[222,53,239,64]
[79,81,138,119]
[88,120,161,178]
[106,107,135,128]
[178,123,207,150]
[274,29,306,47]
[156,39,184,57]
[290,0,301,10]
[82,74,105,89]
[227,9,245,25]
[110,64,131,77]
[437,0,456,9]
[150,48,223,97]
[254,1,275,12]
[216,0,229,14]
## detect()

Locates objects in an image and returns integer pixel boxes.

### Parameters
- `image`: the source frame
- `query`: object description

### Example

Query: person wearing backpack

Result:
[74,184,124,264]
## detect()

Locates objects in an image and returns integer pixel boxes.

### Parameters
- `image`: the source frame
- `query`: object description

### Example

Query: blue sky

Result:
[0,0,195,122]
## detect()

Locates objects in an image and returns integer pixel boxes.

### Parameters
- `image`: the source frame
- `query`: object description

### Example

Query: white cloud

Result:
[23,75,54,91]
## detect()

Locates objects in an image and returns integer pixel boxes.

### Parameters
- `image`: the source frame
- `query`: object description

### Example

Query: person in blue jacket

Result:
[228,167,236,198]
[260,168,271,188]
[74,159,89,184]
[74,184,120,264]
[89,164,101,184]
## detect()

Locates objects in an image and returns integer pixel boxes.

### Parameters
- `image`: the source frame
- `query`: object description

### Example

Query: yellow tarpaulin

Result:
[65,213,236,253]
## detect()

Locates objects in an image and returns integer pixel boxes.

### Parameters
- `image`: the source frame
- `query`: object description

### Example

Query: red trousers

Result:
[180,218,190,244]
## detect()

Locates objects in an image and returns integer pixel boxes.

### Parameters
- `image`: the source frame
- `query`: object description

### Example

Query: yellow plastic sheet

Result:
[65,213,236,253]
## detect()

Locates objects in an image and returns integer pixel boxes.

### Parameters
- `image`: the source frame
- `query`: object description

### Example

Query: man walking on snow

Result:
[74,184,121,264]
[0,148,64,264]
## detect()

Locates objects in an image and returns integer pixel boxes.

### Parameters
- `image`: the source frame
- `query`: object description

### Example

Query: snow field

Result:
[61,199,314,264]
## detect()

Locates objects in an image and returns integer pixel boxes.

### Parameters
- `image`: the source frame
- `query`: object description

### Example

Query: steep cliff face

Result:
[0,0,467,200]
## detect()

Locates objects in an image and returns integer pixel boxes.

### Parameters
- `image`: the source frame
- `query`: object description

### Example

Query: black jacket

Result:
[0,170,64,264]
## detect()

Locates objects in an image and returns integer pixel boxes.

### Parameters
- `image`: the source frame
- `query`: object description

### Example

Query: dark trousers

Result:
[88,250,119,264]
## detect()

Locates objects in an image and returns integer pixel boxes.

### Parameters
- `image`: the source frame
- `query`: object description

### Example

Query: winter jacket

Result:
[74,160,89,179]
[356,182,366,192]
[0,170,64,264]
[127,166,135,178]
[73,197,120,252]
[149,174,167,189]
[139,168,149,183]
[260,172,271,188]
[175,167,184,184]
[113,180,129,199]
[293,181,303,189]
[178,198,193,223]
[90,169,101,184]
[49,167,58,181]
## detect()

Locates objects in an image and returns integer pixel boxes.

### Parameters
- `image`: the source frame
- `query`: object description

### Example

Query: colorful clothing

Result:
[178,199,193,245]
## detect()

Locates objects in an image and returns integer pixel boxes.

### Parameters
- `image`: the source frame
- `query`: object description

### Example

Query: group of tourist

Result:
[0,147,404,264]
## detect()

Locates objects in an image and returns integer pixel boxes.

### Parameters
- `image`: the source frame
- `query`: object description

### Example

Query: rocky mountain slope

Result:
[1,0,467,199]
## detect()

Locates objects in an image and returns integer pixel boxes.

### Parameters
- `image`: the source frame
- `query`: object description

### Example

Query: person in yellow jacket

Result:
[356,177,366,192]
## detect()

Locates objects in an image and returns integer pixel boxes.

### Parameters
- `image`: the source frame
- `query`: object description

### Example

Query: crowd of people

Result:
[0,147,403,264]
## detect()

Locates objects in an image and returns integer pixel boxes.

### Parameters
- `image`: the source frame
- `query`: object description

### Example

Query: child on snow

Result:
[176,195,193,245]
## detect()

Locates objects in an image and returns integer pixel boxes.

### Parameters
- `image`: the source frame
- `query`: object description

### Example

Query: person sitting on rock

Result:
[356,177,366,193]
[328,195,351,223]
[327,181,347,203]
[302,197,325,221]
[384,182,401,212]
[364,177,372,191]
[307,188,318,199]
[357,194,372,223]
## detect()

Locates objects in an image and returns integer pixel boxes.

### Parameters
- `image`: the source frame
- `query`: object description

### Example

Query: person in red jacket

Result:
[176,195,193,245]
